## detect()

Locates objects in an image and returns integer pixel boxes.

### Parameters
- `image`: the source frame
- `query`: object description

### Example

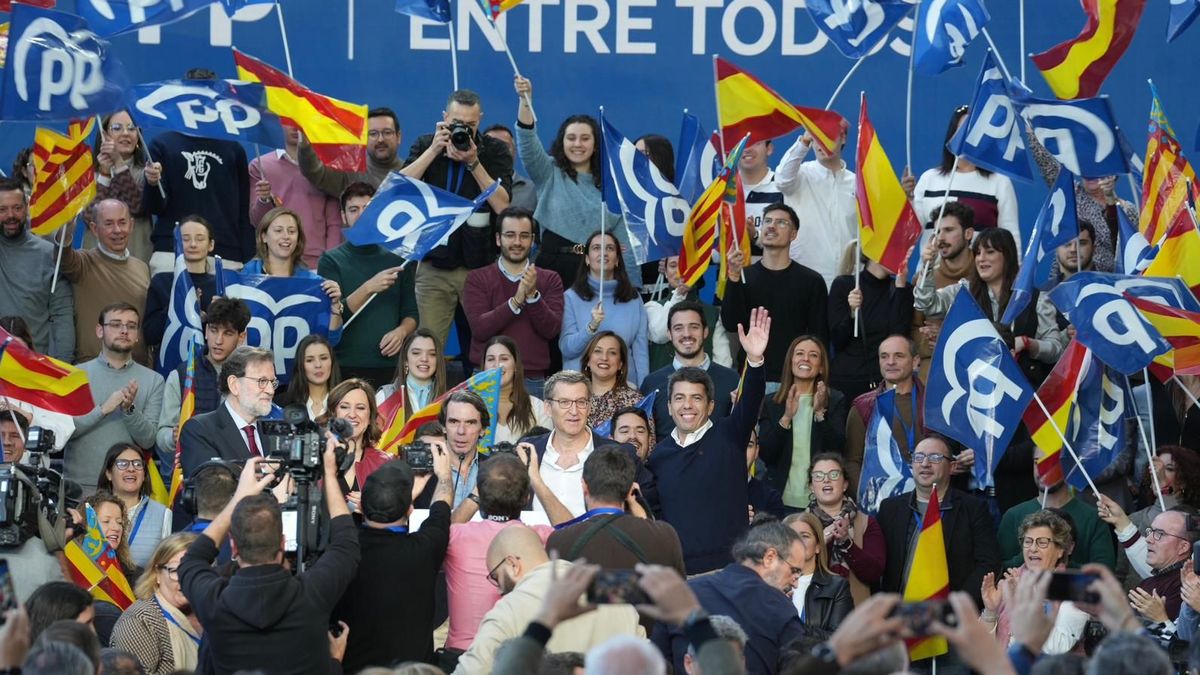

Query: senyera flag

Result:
[855,94,922,273]
[0,329,93,416]
[714,57,845,153]
[1125,294,1200,375]
[1139,84,1194,247]
[30,118,97,236]
[1032,0,1147,99]
[477,0,523,21]
[234,49,368,173]
[380,368,502,454]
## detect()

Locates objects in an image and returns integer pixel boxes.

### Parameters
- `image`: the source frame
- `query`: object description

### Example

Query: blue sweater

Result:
[560,277,649,386]
[647,363,765,574]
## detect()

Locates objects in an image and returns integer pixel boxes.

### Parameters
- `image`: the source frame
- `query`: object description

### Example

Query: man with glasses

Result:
[1098,497,1197,617]
[179,346,277,477]
[67,303,165,492]
[298,107,404,195]
[463,206,565,394]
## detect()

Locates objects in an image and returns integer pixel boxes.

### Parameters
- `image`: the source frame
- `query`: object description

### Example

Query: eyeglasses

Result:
[500,231,534,242]
[108,123,138,133]
[547,398,589,411]
[1021,536,1053,550]
[114,459,144,471]
[367,129,397,139]
[811,470,842,483]
[1145,527,1190,544]
[761,216,794,227]
[102,321,139,333]
[486,555,517,588]
[912,453,948,465]
[159,564,180,580]
[240,376,279,391]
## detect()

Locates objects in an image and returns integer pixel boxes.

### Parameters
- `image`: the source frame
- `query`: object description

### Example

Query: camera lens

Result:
[450,124,471,151]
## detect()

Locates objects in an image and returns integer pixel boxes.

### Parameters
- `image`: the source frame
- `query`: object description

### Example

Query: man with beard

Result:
[298,107,405,195]
[912,202,975,381]
[0,179,74,361]
[67,303,165,493]
[463,206,564,393]
[178,346,277,476]
[1055,221,1095,282]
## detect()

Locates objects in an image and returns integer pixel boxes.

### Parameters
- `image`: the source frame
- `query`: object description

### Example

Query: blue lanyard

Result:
[446,162,467,194]
[128,500,149,546]
[554,507,625,531]
[153,598,201,646]
[363,524,409,534]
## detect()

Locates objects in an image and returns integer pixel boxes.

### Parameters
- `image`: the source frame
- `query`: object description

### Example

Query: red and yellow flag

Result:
[1023,340,1090,484]
[379,368,502,454]
[903,485,950,662]
[167,338,200,505]
[856,95,922,274]
[376,385,408,454]
[0,328,93,416]
[478,0,523,20]
[1139,86,1195,247]
[679,135,749,289]
[714,57,845,153]
[64,504,136,610]
[1143,210,1200,293]
[234,49,368,172]
[716,171,749,300]
[30,118,96,236]
[1126,294,1200,375]
[1031,0,1147,99]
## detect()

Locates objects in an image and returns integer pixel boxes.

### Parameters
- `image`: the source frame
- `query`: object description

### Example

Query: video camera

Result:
[480,441,520,461]
[399,441,434,474]
[257,405,354,479]
[0,427,79,549]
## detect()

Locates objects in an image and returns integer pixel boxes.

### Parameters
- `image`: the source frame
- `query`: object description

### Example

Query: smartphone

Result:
[0,559,15,623]
[1046,571,1100,604]
[280,509,298,553]
[889,600,956,637]
[586,570,649,605]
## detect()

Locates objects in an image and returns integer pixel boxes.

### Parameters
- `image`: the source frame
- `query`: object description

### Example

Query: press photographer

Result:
[178,438,359,675]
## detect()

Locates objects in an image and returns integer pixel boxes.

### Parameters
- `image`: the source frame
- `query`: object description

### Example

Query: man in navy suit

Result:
[179,346,277,477]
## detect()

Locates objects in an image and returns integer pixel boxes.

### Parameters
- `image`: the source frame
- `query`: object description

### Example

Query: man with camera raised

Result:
[179,439,358,675]
[399,90,513,349]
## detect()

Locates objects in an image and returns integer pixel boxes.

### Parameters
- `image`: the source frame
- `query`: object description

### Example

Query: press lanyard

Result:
[128,500,149,546]
[447,163,467,194]
[553,507,624,531]
[153,598,201,646]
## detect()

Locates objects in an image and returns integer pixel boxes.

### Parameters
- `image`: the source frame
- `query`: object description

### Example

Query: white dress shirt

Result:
[534,431,595,517]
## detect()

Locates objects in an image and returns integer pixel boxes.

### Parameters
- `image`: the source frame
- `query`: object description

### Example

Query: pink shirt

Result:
[249,150,343,268]
[444,520,553,650]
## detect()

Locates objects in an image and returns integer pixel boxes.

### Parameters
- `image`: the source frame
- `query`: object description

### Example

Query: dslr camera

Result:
[447,122,473,151]
[400,441,434,474]
[481,441,520,461]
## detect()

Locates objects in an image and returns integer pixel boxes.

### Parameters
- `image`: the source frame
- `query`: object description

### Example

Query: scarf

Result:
[810,497,859,573]
[155,592,200,671]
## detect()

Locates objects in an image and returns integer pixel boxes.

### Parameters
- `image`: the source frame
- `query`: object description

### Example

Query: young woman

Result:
[279,334,341,420]
[245,207,344,339]
[560,231,650,386]
[95,443,173,569]
[980,510,1089,654]
[321,379,391,506]
[79,491,139,578]
[804,452,885,605]
[757,336,847,510]
[376,328,447,413]
[143,216,218,352]
[783,512,853,636]
[483,336,549,444]
[110,533,203,675]
[93,109,155,261]
[580,332,652,442]
[827,252,914,401]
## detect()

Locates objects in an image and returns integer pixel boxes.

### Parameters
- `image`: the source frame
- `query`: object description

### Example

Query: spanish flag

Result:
[855,94,922,274]
[1143,210,1200,293]
[1125,294,1200,375]
[29,118,96,236]
[1022,340,1090,484]
[714,57,845,154]
[380,368,502,454]
[376,385,408,455]
[679,135,749,289]
[234,49,368,172]
[1139,84,1195,247]
[903,485,949,662]
[1031,0,1147,99]
[0,329,93,416]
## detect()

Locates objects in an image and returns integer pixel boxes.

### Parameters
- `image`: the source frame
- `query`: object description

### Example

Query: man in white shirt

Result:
[739,140,785,237]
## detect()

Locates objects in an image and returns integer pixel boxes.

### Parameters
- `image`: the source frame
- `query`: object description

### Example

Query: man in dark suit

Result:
[179,346,277,477]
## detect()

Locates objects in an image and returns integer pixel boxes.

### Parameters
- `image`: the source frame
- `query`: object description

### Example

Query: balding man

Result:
[58,199,151,363]
[452,525,642,675]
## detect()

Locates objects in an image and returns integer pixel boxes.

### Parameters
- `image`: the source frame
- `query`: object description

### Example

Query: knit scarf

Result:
[810,497,859,572]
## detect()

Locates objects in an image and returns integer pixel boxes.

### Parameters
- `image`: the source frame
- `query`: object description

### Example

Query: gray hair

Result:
[586,634,666,675]
[1085,633,1171,675]
[545,369,591,400]
[730,517,801,564]
[23,642,93,675]
[687,615,747,657]
[219,345,274,394]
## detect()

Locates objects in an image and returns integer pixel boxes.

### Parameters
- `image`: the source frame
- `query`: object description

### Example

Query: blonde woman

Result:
[110,533,202,674]
[783,512,853,636]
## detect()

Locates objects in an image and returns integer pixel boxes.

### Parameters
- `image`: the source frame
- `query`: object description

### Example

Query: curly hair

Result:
[1142,445,1200,508]
[84,491,137,575]
[1018,509,1075,568]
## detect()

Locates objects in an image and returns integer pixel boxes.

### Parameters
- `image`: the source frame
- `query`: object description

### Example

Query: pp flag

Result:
[804,0,913,58]
[912,0,989,75]
[925,287,1034,487]
[856,94,922,273]
[857,389,914,515]
[1116,204,1156,274]
[30,119,97,236]
[1062,354,1130,492]
[0,4,129,120]
[76,0,214,36]
[1000,169,1078,324]
[600,112,687,264]
[1018,95,1130,178]
[127,80,285,148]
[594,391,656,439]
[220,270,334,386]
[157,228,204,376]
[674,113,721,205]
[394,0,451,22]
[344,173,498,261]
[1168,0,1200,41]
[1031,0,1147,100]
[946,53,1033,183]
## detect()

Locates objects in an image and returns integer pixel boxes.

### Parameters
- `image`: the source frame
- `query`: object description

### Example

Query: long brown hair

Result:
[282,334,342,408]
[581,331,630,389]
[970,228,1019,322]
[484,336,537,437]
[784,511,832,575]
[392,328,447,398]
[772,335,829,405]
[256,207,308,275]
[570,231,638,303]
[321,378,381,448]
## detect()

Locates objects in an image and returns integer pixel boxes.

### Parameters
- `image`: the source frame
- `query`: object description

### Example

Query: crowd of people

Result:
[0,65,1198,675]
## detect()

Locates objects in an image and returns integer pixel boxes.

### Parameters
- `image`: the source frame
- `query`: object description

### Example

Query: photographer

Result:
[178,439,359,674]
[0,424,73,600]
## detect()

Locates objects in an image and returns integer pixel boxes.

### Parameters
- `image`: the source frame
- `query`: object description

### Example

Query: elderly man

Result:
[1098,498,1197,623]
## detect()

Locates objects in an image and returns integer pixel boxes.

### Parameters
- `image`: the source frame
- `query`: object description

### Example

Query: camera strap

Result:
[565,514,649,564]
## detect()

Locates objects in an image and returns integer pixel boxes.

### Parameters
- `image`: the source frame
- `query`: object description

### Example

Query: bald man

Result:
[453,525,643,675]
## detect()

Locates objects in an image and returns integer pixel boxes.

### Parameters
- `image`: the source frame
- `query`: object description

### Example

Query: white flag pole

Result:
[1127,374,1166,511]
[274,1,295,78]
[1033,393,1103,501]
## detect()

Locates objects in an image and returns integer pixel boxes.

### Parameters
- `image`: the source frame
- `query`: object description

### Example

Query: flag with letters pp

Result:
[913,0,989,75]
[1000,168,1078,324]
[925,287,1033,486]
[804,0,913,58]
[0,4,128,120]
[947,53,1033,183]
[127,79,286,147]
[157,228,204,376]
[857,389,914,515]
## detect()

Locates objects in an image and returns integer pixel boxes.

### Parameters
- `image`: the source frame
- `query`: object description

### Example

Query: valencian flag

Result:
[1032,0,1146,100]
[234,49,369,173]
[380,368,502,454]
[714,57,844,153]
[1140,87,1195,247]
[678,135,749,289]
[64,504,136,610]
[1142,184,1200,293]
[1023,340,1090,484]
[903,485,949,661]
[855,94,921,273]
[0,329,92,416]
[29,118,96,236]
[167,337,202,504]
[716,170,749,300]
[477,0,523,20]
[1126,294,1200,375]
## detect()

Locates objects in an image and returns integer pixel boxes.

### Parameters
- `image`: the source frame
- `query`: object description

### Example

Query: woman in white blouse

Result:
[483,336,550,444]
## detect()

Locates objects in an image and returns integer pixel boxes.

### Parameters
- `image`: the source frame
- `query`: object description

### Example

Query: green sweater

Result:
[318,242,417,369]
[998,495,1117,571]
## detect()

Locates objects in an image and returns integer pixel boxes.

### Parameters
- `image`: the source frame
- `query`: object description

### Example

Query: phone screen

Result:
[1046,571,1100,604]
[0,559,15,619]
[280,510,298,553]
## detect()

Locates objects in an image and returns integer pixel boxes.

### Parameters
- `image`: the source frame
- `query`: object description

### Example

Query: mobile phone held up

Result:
[1046,571,1101,604]
[587,570,649,606]
[0,559,15,624]
[889,600,957,637]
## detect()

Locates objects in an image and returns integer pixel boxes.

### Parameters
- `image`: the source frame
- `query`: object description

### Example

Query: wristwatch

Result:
[466,160,480,171]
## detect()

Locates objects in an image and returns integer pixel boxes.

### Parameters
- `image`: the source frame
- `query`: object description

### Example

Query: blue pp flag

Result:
[1018,95,1130,179]
[925,287,1033,487]
[1116,205,1156,274]
[75,0,215,37]
[344,173,497,261]
[594,390,656,439]
[913,0,989,75]
[947,53,1032,183]
[220,270,333,386]
[1062,353,1129,492]
[1001,169,1078,324]
[157,228,204,376]
[600,112,688,265]
[857,389,914,515]
[395,0,452,22]
[674,112,721,205]
[1,5,130,121]
[127,80,286,147]
[804,0,913,59]
[1168,0,1200,41]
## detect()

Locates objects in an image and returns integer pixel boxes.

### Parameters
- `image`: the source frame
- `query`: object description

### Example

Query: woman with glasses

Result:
[979,509,1089,654]
[758,336,847,510]
[93,109,156,261]
[110,533,202,674]
[95,443,172,568]
[783,512,853,636]
[278,334,342,421]
[581,331,653,443]
[804,453,884,605]
[320,379,391,508]
[376,328,447,414]
[483,336,549,444]
[560,230,650,386]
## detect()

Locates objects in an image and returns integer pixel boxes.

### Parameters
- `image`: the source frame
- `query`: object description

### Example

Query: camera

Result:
[0,427,77,548]
[400,441,434,474]
[447,122,473,151]
[24,427,57,457]
[257,405,352,478]
[481,441,519,461]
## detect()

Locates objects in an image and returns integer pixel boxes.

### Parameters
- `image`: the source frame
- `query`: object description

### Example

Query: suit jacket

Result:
[179,405,254,477]
[800,569,854,635]
[525,432,658,513]
[876,488,1000,608]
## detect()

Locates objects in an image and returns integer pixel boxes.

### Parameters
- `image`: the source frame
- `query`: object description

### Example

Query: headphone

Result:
[181,459,241,518]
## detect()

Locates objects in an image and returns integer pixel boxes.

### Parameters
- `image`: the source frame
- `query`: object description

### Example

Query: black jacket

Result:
[799,569,853,636]
[827,271,914,399]
[179,514,360,675]
[757,388,848,494]
[525,432,658,513]
[876,488,1000,609]
[179,405,254,478]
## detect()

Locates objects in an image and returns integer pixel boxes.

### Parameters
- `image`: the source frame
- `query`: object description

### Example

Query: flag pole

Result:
[347,0,355,60]
[1033,393,1102,500]
[1019,0,1026,82]
[274,1,295,78]
[599,107,607,307]
[137,129,168,200]
[344,257,412,330]
[905,0,920,172]
[853,93,864,338]
[50,215,78,294]
[1172,374,1200,412]
[825,52,871,112]
[916,155,961,288]
[1126,174,1141,211]
[1144,367,1159,454]
[498,31,535,122]
[1127,373,1166,511]
[448,19,460,90]
[980,28,1015,83]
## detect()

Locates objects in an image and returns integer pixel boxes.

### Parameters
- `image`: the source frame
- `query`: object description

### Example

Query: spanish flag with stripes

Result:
[679,135,749,289]
[0,329,93,416]
[234,49,368,173]
[714,57,845,154]
[855,95,922,274]
[1031,0,1146,99]
[1139,84,1195,247]
[1125,294,1200,375]
[29,118,96,236]
[903,485,949,662]
[1022,340,1090,484]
